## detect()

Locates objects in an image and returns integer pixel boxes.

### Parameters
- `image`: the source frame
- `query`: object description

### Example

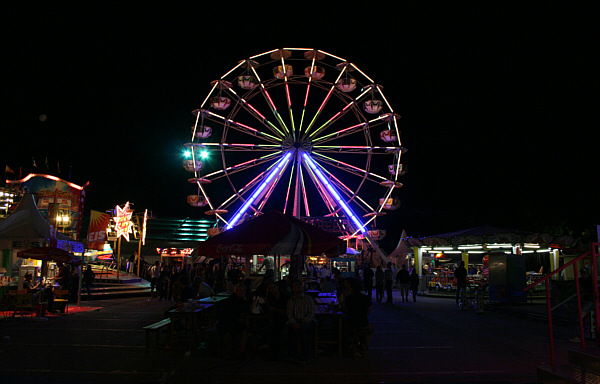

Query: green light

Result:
[200,150,209,159]
[184,150,191,158]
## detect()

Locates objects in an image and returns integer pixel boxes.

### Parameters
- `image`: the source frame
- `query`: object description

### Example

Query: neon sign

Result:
[113,202,134,241]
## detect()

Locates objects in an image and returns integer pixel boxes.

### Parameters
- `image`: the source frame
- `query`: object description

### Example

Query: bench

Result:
[143,318,171,350]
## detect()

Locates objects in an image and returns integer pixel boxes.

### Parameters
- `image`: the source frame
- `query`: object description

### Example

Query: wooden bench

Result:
[143,318,171,350]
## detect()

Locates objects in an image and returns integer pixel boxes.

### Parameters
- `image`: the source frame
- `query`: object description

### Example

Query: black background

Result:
[2,3,598,251]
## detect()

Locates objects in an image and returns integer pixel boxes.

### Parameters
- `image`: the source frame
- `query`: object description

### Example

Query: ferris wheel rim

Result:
[187,48,405,238]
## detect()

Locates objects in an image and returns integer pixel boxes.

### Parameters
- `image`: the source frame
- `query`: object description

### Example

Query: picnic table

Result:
[314,304,343,356]
[167,303,215,348]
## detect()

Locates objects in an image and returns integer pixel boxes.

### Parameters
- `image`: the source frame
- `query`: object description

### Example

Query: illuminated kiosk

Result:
[403,225,579,302]
[185,48,407,266]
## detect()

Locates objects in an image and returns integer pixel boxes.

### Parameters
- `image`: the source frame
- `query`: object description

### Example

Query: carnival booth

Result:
[0,194,83,281]
[404,225,578,300]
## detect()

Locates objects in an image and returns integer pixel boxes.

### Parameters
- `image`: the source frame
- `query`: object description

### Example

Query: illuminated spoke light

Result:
[226,152,292,229]
[302,153,366,233]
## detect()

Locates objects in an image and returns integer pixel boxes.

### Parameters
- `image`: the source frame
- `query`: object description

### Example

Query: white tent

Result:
[0,193,82,275]
[387,229,413,266]
[0,193,51,249]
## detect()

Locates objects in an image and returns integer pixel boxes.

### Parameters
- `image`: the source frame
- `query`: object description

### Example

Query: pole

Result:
[116,236,121,280]
[137,239,142,277]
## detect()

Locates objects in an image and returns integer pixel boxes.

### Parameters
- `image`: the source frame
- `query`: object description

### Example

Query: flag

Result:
[45,157,49,170]
[32,158,37,168]
[5,165,14,174]
[87,210,111,251]
[57,161,61,174]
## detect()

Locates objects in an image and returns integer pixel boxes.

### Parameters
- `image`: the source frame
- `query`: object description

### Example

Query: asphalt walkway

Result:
[1,289,597,384]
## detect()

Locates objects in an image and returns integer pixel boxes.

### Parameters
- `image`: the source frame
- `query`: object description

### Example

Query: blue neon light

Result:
[226,152,292,229]
[302,153,366,233]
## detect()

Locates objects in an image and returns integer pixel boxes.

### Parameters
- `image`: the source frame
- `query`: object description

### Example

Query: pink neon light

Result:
[247,103,267,120]
[6,173,87,190]
[234,122,259,132]
[303,84,311,106]
[285,83,292,106]
[263,89,278,111]
[316,88,334,114]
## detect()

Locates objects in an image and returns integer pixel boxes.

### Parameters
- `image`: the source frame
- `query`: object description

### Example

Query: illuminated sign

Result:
[113,202,134,241]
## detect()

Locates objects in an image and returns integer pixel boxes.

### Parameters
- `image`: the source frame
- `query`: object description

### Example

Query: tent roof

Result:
[196,210,345,257]
[388,229,413,258]
[428,225,523,238]
[0,193,50,240]
[404,225,578,248]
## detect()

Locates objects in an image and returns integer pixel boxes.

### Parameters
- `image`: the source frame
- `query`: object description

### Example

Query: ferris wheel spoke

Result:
[301,70,346,140]
[308,158,380,216]
[249,66,291,137]
[301,152,367,233]
[202,152,282,181]
[202,143,281,152]
[302,162,339,217]
[226,152,293,229]
[299,166,312,217]
[312,114,390,144]
[311,152,388,184]
[224,87,287,138]
[313,145,400,155]
[216,154,288,214]
[307,87,373,141]
[297,51,321,138]
[196,109,281,144]
[282,157,297,215]
[278,54,297,139]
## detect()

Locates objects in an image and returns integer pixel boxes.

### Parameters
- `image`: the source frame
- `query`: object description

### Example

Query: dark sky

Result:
[2,3,598,250]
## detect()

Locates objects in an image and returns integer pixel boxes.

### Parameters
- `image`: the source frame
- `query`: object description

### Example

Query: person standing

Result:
[287,280,316,363]
[259,255,275,281]
[83,265,95,300]
[409,268,419,302]
[149,261,161,297]
[384,262,394,304]
[375,265,384,303]
[454,260,468,306]
[55,263,70,291]
[396,264,410,302]
[343,277,373,357]
[362,263,374,300]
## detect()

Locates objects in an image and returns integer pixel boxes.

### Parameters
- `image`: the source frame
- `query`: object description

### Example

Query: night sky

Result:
[2,4,598,251]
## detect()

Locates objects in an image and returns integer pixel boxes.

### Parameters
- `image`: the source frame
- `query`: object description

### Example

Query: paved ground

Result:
[1,289,598,384]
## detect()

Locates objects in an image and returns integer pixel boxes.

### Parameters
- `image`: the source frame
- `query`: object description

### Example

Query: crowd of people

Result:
[214,275,374,363]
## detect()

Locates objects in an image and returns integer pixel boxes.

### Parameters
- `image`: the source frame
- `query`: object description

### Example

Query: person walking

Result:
[396,264,410,302]
[455,260,468,306]
[384,262,394,304]
[374,265,384,303]
[409,268,419,302]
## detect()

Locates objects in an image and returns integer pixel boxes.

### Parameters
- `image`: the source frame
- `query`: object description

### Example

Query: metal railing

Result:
[523,242,600,366]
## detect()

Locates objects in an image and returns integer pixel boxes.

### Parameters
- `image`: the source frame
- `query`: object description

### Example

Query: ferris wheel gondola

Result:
[184,48,407,261]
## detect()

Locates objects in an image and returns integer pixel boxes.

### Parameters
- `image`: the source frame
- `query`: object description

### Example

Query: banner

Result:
[87,210,111,251]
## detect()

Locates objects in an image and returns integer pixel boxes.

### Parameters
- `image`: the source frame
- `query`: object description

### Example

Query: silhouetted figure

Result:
[409,268,419,302]
[362,263,374,299]
[455,261,468,306]
[375,266,384,303]
[396,264,410,302]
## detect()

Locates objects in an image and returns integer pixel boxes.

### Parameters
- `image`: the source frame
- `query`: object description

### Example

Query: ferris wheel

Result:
[184,48,406,259]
